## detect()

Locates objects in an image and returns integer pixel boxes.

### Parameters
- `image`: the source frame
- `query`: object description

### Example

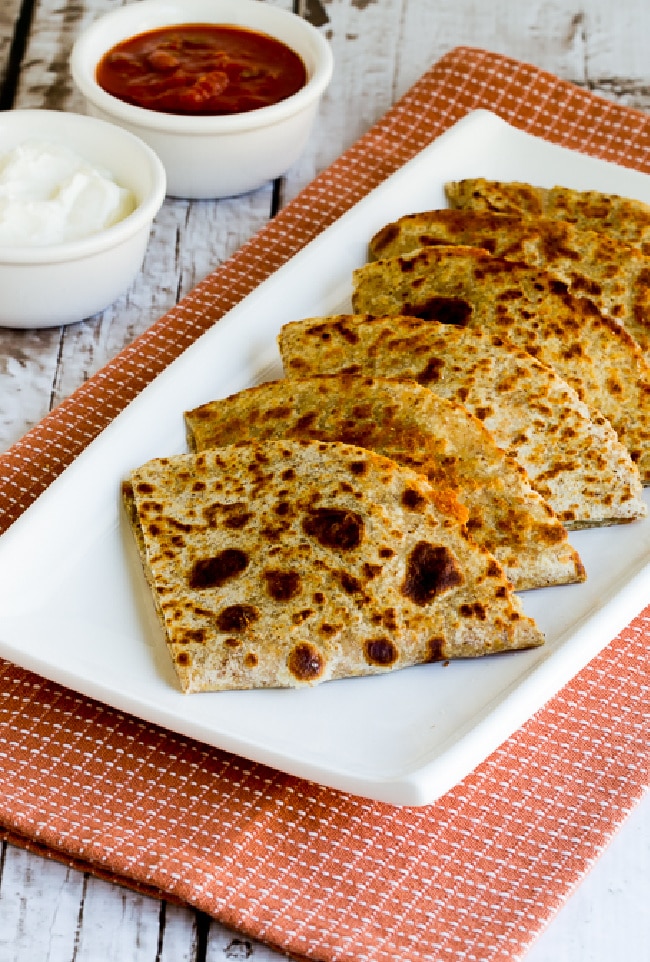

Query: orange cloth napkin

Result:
[1,46,649,962]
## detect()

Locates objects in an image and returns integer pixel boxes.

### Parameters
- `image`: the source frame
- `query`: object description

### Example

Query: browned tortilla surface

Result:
[351,246,650,481]
[445,178,650,255]
[124,439,544,693]
[278,314,646,528]
[368,208,650,352]
[185,375,585,590]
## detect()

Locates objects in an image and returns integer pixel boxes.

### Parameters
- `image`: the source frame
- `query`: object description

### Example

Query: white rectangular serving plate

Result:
[2,109,650,807]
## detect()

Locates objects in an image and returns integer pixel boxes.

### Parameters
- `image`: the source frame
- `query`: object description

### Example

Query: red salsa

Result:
[96,23,308,116]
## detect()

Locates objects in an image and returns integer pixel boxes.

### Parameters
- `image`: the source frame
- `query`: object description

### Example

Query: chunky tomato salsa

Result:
[96,23,308,116]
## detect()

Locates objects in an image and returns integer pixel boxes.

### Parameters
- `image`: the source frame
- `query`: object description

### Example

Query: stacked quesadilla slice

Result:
[123,439,544,693]
[185,375,585,590]
[444,178,650,255]
[367,208,650,352]
[278,314,646,528]
[351,246,650,481]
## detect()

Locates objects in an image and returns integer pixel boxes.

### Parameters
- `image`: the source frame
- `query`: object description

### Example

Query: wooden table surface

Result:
[0,1,648,959]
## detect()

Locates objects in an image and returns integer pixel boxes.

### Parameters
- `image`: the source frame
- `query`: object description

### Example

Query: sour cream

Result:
[0,140,135,246]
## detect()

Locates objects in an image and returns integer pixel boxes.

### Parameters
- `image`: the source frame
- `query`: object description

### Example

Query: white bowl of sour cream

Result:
[0,109,166,328]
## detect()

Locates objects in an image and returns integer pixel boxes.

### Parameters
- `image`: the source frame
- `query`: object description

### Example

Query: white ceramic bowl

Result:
[69,0,334,199]
[0,109,166,329]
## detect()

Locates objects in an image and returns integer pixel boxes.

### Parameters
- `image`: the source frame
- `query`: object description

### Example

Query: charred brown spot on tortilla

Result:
[319,623,339,638]
[340,571,362,594]
[304,322,332,341]
[168,518,193,533]
[401,542,464,605]
[203,502,227,525]
[381,607,398,631]
[266,404,291,421]
[492,287,522,301]
[216,604,260,632]
[474,406,493,421]
[292,608,314,624]
[259,523,290,543]
[224,509,253,529]
[350,459,368,476]
[176,652,190,666]
[180,628,207,645]
[244,652,258,669]
[401,486,428,512]
[547,277,570,297]
[460,602,488,620]
[294,412,317,432]
[264,569,301,601]
[427,637,446,662]
[364,562,383,579]
[606,375,624,396]
[404,296,473,326]
[189,548,248,590]
[416,357,445,385]
[302,507,364,550]
[364,638,398,666]
[561,343,584,361]
[330,319,359,344]
[569,274,602,297]
[287,642,324,681]
[135,482,155,494]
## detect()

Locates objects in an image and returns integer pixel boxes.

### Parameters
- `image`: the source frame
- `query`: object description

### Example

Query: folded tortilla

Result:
[123,439,544,693]
[368,208,650,353]
[185,375,585,590]
[351,246,650,481]
[445,178,650,255]
[278,314,646,528]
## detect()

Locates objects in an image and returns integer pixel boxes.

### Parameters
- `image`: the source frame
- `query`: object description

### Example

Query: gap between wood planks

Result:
[0,0,37,110]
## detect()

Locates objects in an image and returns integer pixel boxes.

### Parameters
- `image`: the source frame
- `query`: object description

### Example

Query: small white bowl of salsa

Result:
[70,0,334,199]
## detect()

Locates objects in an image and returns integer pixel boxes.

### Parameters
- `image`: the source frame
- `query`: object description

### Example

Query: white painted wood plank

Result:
[0,844,83,962]
[156,903,200,962]
[204,919,291,961]
[72,874,163,961]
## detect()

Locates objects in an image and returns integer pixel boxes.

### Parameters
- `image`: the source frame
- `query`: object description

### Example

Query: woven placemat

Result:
[1,47,648,962]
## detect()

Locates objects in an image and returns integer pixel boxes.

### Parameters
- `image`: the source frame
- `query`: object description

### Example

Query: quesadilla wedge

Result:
[368,208,650,352]
[123,439,544,693]
[185,375,585,590]
[445,178,650,255]
[278,314,646,528]
[351,246,650,481]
